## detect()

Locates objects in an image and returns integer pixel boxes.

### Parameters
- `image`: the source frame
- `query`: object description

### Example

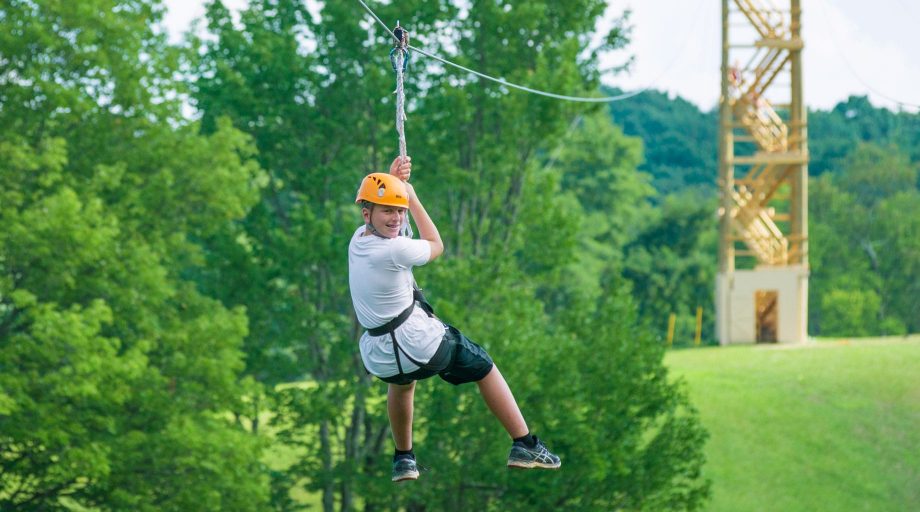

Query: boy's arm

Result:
[390,156,444,261]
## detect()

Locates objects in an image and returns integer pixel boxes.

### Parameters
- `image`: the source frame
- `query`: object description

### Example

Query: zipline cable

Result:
[408,44,645,103]
[355,0,649,103]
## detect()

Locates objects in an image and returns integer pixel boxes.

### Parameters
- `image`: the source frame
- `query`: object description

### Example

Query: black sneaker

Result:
[507,436,561,469]
[392,456,419,482]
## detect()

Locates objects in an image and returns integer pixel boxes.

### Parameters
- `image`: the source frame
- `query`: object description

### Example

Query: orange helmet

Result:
[355,173,409,208]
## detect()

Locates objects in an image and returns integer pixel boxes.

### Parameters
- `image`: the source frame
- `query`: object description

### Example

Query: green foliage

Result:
[0,0,269,509]
[540,109,720,345]
[604,88,718,196]
[836,143,917,208]
[809,143,919,335]
[4,0,913,509]
[820,289,883,337]
[191,0,361,391]
[12,0,868,509]
[552,281,710,511]
[191,0,709,510]
[623,193,719,342]
[531,110,652,312]
[809,96,920,175]
[874,193,920,330]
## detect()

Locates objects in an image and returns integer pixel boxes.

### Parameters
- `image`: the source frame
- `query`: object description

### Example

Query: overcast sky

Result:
[163,0,920,113]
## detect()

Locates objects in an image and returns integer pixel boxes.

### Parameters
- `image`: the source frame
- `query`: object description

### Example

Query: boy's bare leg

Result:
[476,365,529,438]
[387,381,416,451]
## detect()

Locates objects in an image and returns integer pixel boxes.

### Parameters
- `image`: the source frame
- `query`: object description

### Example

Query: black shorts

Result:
[379,324,494,386]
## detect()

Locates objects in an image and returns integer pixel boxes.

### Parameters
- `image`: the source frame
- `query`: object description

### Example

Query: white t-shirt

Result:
[348,225,446,378]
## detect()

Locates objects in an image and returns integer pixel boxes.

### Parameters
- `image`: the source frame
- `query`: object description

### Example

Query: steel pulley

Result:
[389,21,410,72]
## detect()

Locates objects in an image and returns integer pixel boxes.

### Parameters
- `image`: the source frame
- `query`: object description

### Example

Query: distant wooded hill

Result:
[603,87,920,195]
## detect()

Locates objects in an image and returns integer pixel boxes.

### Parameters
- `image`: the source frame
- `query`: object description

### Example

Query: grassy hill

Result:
[665,336,920,512]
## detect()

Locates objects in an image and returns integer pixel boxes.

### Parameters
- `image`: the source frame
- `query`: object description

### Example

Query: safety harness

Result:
[366,286,449,376]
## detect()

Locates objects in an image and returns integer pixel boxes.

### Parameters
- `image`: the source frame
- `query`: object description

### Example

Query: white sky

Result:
[162,0,920,113]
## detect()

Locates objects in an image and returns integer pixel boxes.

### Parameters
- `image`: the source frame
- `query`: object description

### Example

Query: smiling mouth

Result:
[381,224,401,235]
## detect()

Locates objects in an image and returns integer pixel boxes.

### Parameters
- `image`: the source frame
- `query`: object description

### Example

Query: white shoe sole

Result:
[392,471,419,482]
[507,460,561,469]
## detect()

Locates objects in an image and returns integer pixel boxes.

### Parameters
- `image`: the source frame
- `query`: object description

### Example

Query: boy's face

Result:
[364,204,406,238]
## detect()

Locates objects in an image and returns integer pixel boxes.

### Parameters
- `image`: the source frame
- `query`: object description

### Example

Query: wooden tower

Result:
[716,0,809,344]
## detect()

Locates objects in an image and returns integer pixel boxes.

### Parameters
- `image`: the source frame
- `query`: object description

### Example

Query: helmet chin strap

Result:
[365,222,389,239]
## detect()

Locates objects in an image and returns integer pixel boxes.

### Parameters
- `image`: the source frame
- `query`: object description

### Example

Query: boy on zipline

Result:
[348,156,561,482]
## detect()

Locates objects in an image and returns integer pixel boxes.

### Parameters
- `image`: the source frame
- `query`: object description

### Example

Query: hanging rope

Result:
[391,23,409,159]
[390,22,414,238]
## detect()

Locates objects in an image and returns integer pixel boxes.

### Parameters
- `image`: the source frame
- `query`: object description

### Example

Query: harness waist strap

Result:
[367,301,415,336]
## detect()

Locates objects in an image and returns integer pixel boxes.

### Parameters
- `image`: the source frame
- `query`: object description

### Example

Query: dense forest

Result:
[0,1,915,511]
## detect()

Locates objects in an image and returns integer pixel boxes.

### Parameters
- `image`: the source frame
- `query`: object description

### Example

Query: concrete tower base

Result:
[716,265,809,345]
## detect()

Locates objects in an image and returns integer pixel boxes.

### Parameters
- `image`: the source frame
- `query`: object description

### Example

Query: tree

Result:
[807,176,870,335]
[604,88,719,196]
[874,192,920,332]
[0,1,269,509]
[194,0,710,510]
[809,96,920,175]
[191,0,413,508]
[808,143,918,336]
[621,193,719,343]
[820,289,882,337]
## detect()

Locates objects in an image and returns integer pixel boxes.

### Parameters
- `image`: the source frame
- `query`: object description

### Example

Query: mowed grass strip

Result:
[665,336,920,512]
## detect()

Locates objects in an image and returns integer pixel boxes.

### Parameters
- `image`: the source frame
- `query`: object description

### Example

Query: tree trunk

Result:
[320,421,334,512]
[341,366,366,512]
[251,393,260,434]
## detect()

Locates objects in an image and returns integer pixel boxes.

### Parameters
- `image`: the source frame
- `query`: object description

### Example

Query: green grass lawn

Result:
[665,336,920,512]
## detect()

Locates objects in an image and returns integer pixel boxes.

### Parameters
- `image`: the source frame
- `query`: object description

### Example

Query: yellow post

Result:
[695,306,703,347]
[667,313,676,348]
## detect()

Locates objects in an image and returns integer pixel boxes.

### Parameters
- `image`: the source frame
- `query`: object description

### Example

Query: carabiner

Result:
[389,47,410,73]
